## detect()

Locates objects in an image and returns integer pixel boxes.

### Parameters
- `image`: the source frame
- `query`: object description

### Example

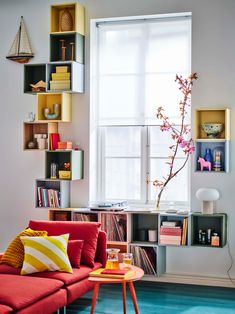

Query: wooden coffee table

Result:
[88,265,144,314]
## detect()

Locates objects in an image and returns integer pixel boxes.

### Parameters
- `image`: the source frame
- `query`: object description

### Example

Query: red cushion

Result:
[29,220,101,267]
[30,262,102,286]
[67,240,84,268]
[0,264,20,275]
[0,274,63,310]
[0,304,12,314]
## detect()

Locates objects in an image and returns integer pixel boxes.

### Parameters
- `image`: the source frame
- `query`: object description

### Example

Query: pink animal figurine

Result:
[198,157,212,171]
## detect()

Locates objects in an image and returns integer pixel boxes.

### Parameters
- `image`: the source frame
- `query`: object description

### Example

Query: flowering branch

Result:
[153,73,198,209]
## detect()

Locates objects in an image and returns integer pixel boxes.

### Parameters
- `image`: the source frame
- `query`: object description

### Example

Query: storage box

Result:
[59,170,71,180]
[50,80,70,90]
[56,66,69,73]
[58,141,73,149]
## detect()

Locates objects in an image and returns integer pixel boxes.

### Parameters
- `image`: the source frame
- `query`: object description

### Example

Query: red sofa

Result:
[0,220,107,314]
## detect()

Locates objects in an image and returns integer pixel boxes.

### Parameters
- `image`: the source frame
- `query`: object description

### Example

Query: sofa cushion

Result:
[0,228,47,268]
[30,262,102,286]
[20,234,72,275]
[29,220,101,267]
[0,304,12,314]
[68,240,84,268]
[0,264,21,275]
[0,274,63,310]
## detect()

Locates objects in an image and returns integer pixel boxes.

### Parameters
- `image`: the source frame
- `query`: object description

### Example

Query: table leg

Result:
[128,282,139,314]
[90,283,100,314]
[122,282,127,314]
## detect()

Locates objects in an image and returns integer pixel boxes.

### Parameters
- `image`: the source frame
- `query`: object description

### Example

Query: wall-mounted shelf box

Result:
[24,62,84,94]
[36,92,72,122]
[50,2,85,35]
[195,140,229,172]
[36,179,70,208]
[23,122,58,151]
[191,213,227,247]
[47,61,84,93]
[45,150,84,180]
[194,108,230,140]
[24,64,47,94]
[50,32,84,63]
[49,209,72,221]
[130,243,166,277]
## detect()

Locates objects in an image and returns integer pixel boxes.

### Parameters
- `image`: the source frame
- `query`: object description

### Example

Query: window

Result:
[90,13,192,205]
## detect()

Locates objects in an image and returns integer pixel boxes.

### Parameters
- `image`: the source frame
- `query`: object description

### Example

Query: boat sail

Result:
[6,16,34,64]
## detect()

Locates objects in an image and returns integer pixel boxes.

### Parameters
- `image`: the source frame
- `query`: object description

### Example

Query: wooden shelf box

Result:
[72,212,98,222]
[36,92,72,122]
[23,122,58,150]
[24,64,46,94]
[50,32,84,63]
[130,244,166,277]
[36,179,70,208]
[49,209,72,221]
[194,108,230,140]
[47,61,84,93]
[45,150,84,180]
[191,213,227,248]
[50,2,85,35]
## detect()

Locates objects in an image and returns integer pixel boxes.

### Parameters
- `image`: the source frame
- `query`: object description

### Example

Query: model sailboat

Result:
[6,16,34,64]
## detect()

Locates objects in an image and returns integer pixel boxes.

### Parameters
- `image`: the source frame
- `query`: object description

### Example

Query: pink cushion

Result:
[0,304,12,314]
[30,262,102,286]
[29,220,101,267]
[0,274,63,310]
[67,240,84,268]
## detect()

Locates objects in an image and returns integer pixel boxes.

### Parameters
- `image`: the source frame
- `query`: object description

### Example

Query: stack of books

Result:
[37,187,60,208]
[160,221,182,245]
[89,268,135,279]
[50,66,71,90]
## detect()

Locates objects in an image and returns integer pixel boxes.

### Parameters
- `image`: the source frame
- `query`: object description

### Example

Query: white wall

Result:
[0,0,235,279]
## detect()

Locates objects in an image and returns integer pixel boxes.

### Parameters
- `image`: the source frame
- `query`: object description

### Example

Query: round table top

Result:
[88,265,144,284]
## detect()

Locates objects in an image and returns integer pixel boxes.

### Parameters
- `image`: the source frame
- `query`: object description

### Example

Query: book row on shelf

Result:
[37,187,60,208]
[130,246,156,276]
[160,218,188,246]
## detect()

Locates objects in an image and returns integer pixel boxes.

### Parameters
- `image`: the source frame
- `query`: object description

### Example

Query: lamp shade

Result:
[196,188,219,214]
[196,188,219,201]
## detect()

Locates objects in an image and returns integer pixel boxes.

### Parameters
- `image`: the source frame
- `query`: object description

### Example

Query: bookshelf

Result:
[47,208,227,279]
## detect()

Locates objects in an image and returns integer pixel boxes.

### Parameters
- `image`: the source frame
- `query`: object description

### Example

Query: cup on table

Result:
[122,253,133,268]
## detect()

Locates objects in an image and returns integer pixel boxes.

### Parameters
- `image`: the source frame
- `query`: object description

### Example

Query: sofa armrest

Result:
[95,230,107,267]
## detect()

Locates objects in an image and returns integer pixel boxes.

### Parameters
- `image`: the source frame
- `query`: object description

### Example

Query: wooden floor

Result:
[66,281,235,313]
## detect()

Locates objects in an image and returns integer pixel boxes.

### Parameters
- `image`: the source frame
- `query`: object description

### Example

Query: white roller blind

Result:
[97,15,191,126]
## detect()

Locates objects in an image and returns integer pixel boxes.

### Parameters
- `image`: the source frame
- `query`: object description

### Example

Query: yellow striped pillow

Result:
[20,234,72,275]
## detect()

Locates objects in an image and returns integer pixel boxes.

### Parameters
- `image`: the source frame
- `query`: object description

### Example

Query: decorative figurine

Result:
[44,103,60,120]
[198,157,212,171]
[60,39,66,61]
[70,42,75,60]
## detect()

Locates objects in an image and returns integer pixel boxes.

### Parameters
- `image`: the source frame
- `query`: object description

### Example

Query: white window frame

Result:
[89,13,192,207]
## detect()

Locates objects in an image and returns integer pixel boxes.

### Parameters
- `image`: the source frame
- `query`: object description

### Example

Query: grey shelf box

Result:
[47,61,84,93]
[191,212,227,247]
[45,150,84,181]
[24,63,47,94]
[36,179,70,208]
[131,213,158,243]
[130,243,166,277]
[50,32,84,64]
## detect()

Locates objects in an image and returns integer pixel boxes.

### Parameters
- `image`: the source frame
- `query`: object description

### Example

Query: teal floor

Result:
[67,281,235,314]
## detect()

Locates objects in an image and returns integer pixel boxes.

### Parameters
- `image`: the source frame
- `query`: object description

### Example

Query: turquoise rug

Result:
[67,281,235,314]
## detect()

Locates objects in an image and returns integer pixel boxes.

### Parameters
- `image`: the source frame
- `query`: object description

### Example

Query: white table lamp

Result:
[196,188,220,214]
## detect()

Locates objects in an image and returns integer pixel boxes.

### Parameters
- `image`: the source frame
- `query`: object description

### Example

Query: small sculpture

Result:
[198,157,212,171]
[30,80,46,92]
[70,42,75,60]
[44,103,60,120]
[60,39,66,61]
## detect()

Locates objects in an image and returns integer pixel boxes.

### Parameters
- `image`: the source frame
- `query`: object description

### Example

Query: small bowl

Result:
[201,123,223,138]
